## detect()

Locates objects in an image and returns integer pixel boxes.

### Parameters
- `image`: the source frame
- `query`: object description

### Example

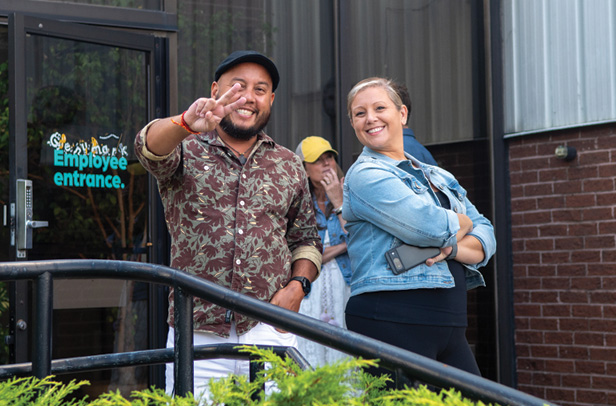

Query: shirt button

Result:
[240,200,245,206]
[236,259,241,265]
[242,174,247,179]
[204,165,209,171]
[238,229,244,235]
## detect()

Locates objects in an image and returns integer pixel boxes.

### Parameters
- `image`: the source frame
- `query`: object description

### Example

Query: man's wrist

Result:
[287,276,311,296]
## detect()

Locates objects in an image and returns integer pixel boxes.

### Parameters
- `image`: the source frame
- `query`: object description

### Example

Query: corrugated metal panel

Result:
[503,0,616,137]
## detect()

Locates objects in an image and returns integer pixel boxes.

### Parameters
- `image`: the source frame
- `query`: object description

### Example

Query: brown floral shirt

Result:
[135,120,322,337]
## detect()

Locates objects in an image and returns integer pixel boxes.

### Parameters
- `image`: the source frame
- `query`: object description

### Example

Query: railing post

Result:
[32,271,52,379]
[174,286,194,397]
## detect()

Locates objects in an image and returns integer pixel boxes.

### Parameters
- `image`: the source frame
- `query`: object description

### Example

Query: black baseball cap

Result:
[214,50,280,91]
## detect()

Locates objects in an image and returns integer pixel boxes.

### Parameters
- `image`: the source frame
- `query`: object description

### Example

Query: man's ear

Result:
[211,81,219,99]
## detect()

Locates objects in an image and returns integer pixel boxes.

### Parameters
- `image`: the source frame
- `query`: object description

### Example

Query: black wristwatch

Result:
[288,276,311,296]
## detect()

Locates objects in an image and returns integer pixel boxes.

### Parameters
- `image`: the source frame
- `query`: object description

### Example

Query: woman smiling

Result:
[342,77,496,386]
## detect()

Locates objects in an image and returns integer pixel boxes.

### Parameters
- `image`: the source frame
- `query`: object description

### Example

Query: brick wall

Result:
[509,124,616,406]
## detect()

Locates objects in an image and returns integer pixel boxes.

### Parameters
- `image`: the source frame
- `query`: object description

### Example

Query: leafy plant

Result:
[0,347,502,406]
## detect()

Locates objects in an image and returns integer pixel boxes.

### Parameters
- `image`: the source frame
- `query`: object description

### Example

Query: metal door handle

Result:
[27,220,48,229]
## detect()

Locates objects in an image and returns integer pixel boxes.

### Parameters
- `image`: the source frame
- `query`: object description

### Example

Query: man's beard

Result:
[219,111,270,141]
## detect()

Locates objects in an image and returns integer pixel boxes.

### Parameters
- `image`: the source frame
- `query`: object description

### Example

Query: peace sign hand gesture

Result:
[183,83,247,133]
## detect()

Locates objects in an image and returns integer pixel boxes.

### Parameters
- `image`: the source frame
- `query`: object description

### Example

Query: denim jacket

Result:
[342,147,496,296]
[314,196,352,285]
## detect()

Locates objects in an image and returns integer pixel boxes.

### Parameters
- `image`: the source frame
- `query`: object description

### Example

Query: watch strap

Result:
[288,276,311,296]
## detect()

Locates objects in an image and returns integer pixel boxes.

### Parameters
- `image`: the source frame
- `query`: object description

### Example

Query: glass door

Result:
[5,14,167,398]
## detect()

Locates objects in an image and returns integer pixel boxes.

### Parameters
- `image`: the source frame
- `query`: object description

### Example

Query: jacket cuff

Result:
[291,245,322,280]
[138,119,174,161]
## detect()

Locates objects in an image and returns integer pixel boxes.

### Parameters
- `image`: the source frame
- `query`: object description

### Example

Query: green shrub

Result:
[0,347,499,406]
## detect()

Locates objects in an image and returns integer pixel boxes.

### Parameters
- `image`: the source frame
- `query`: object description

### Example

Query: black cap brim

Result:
[214,50,280,91]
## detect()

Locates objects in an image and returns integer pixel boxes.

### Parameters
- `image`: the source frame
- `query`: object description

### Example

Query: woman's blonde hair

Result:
[346,77,403,119]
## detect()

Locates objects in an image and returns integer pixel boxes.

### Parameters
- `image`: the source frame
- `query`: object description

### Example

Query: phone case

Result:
[385,244,441,275]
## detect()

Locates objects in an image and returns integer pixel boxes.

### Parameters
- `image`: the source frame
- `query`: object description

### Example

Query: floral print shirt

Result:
[135,120,322,337]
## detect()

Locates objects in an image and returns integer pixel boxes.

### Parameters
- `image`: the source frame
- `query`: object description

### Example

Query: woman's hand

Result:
[320,168,344,209]
[322,242,347,264]
[425,235,485,266]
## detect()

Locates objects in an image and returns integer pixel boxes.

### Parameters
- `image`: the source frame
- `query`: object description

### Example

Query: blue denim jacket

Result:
[314,196,352,284]
[342,147,496,296]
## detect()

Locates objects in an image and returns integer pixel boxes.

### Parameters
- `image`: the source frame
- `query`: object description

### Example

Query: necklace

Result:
[220,137,257,165]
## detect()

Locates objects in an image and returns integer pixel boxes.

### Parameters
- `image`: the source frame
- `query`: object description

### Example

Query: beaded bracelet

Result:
[170,111,199,134]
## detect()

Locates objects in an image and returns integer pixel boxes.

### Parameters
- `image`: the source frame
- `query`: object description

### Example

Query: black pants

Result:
[346,314,481,388]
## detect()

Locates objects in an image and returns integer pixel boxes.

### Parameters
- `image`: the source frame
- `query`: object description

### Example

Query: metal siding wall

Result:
[503,0,616,136]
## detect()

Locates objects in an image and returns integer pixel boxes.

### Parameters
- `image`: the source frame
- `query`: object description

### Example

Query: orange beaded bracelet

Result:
[170,111,199,134]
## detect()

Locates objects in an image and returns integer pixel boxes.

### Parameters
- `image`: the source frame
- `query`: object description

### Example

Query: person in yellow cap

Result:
[294,136,351,366]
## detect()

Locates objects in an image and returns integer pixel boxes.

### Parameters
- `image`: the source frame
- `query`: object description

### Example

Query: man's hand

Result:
[269,282,305,333]
[184,83,247,133]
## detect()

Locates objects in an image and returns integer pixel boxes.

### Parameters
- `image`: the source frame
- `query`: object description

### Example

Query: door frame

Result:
[6,14,169,389]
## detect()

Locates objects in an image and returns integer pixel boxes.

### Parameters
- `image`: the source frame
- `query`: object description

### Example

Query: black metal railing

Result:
[0,260,555,406]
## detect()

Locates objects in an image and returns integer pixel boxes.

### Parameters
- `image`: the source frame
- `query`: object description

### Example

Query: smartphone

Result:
[385,244,441,275]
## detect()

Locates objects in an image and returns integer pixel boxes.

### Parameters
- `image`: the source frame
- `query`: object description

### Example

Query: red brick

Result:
[583,178,614,192]
[553,209,583,222]
[582,207,614,221]
[573,331,604,345]
[589,291,616,303]
[527,265,556,277]
[559,318,589,331]
[597,192,616,206]
[572,305,603,318]
[543,304,572,317]
[531,371,563,386]
[568,223,598,236]
[510,143,539,159]
[542,277,571,289]
[537,195,566,209]
[510,184,524,198]
[553,179,583,194]
[530,317,558,330]
[565,194,597,208]
[515,304,542,317]
[517,357,546,371]
[514,252,542,264]
[516,330,545,344]
[531,345,558,358]
[545,331,574,345]
[591,375,616,390]
[559,345,589,359]
[539,224,569,236]
[555,237,584,250]
[512,225,539,239]
[589,347,616,361]
[598,220,616,234]
[545,387,576,402]
[575,389,607,405]
[556,264,587,277]
[530,291,558,303]
[578,150,610,165]
[542,251,572,264]
[570,277,601,290]
[525,238,555,250]
[524,210,553,224]
[598,164,616,177]
[525,183,554,197]
[539,168,568,182]
[571,250,602,263]
[568,166,598,180]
